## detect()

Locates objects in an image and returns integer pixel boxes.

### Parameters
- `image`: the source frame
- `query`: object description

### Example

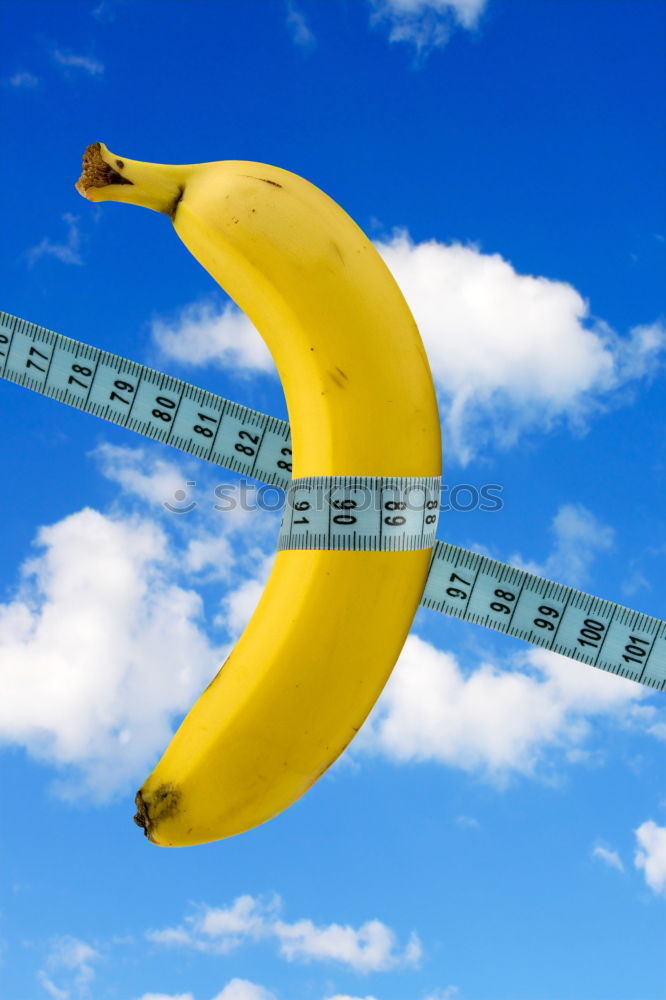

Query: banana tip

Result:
[133,789,155,842]
[134,783,182,844]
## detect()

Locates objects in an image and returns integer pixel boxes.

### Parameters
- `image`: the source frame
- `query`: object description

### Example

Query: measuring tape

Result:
[0,310,292,487]
[279,476,441,551]
[1,309,664,691]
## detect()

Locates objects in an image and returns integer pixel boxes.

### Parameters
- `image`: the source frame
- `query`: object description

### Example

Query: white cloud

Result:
[95,443,277,587]
[182,529,237,582]
[357,633,649,781]
[52,49,104,76]
[93,440,271,524]
[156,235,666,465]
[146,894,273,954]
[620,563,650,599]
[286,2,316,49]
[455,814,480,829]
[634,820,666,895]
[145,927,196,949]
[48,937,99,975]
[376,232,666,463]
[135,985,275,1000]
[96,444,278,596]
[37,936,100,999]
[369,0,488,56]
[136,995,194,1000]
[274,918,421,972]
[323,995,380,1000]
[150,299,275,374]
[212,982,277,1000]
[0,506,227,798]
[148,894,420,973]
[591,844,624,873]
[215,551,276,636]
[7,70,40,87]
[0,440,283,797]
[323,991,458,1000]
[644,714,666,742]
[510,502,614,588]
[94,443,193,508]
[37,973,69,1000]
[91,0,116,21]
[26,213,84,267]
[201,893,275,945]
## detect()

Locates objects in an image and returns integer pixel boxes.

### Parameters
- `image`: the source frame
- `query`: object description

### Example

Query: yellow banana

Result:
[76,142,442,846]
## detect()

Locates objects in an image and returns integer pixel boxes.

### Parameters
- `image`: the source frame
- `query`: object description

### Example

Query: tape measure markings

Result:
[1,310,664,691]
[0,310,293,489]
[422,541,665,689]
[278,476,441,552]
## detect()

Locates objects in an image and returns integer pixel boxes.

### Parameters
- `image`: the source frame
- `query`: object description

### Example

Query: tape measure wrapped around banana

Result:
[76,143,442,847]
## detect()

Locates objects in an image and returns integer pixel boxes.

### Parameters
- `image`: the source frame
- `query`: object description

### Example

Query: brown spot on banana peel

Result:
[327,368,349,389]
[75,141,133,195]
[331,241,345,265]
[241,174,283,188]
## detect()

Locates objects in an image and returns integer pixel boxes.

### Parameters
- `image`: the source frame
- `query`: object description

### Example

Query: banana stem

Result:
[75,142,190,216]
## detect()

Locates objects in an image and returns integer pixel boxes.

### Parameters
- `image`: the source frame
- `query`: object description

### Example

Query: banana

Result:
[76,142,442,846]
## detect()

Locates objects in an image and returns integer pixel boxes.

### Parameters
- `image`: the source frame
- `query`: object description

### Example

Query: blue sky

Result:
[1,1,665,998]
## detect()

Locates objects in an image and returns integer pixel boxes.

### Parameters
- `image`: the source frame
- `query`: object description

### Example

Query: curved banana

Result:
[76,142,442,846]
